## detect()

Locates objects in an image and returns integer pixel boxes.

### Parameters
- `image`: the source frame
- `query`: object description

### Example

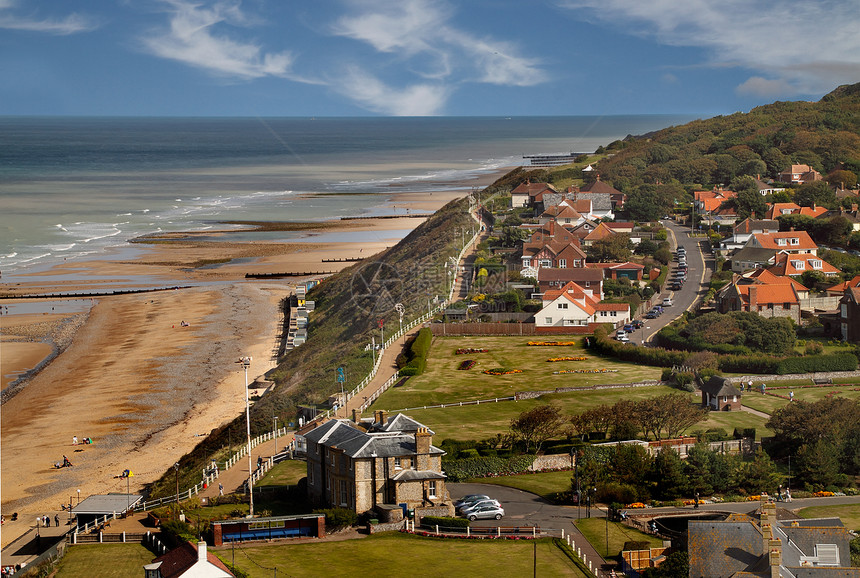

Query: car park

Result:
[464,504,505,521]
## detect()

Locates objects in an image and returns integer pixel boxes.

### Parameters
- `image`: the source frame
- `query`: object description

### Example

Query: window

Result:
[584,281,590,287]
[523,258,531,267]
[783,302,791,310]
[428,481,437,498]
[558,302,568,309]
[792,260,804,270]
[777,238,787,246]
[394,457,402,470]
[545,317,553,324]
[811,260,822,269]
[340,481,348,506]
[733,395,737,402]
[789,237,799,245]
[574,260,582,267]
[539,259,551,268]
[600,311,607,317]
[558,259,567,268]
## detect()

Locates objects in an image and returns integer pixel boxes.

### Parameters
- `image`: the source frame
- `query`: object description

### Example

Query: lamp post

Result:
[77,489,81,506]
[238,356,254,517]
[273,416,278,454]
[395,303,404,337]
[174,462,180,521]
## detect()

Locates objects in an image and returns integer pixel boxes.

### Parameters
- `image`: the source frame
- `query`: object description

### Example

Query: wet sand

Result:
[0,180,505,547]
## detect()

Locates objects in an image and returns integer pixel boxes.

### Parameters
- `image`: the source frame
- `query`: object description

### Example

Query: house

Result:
[537,267,604,299]
[716,280,802,323]
[841,287,860,342]
[699,375,741,411]
[768,253,839,277]
[753,176,786,196]
[581,221,633,246]
[825,275,860,297]
[694,188,736,214]
[731,246,779,273]
[765,202,802,219]
[819,204,860,232]
[746,231,818,255]
[727,216,779,249]
[796,204,828,218]
[535,281,629,328]
[688,501,860,578]
[521,219,588,274]
[144,541,233,578]
[539,201,586,227]
[510,181,558,209]
[580,176,627,210]
[304,413,452,516]
[778,163,823,184]
[747,269,810,300]
[588,261,645,281]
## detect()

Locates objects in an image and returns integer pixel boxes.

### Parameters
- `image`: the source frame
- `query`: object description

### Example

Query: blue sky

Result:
[2,0,859,117]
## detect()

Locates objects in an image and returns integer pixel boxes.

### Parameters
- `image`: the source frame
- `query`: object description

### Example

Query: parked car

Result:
[454,495,492,509]
[459,500,502,515]
[645,311,658,319]
[670,282,682,291]
[632,319,644,329]
[465,504,505,521]
[662,298,673,306]
[623,324,635,332]
[616,332,630,342]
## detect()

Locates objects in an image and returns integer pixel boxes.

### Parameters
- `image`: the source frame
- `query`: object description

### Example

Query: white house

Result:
[535,281,629,328]
[144,542,233,578]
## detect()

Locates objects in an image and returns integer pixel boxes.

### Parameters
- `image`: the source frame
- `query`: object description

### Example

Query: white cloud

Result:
[559,0,860,97]
[335,66,450,115]
[0,0,96,35]
[333,0,547,97]
[142,0,295,80]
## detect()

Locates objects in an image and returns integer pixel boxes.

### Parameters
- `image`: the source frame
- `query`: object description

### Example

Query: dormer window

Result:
[792,260,805,270]
[777,238,787,246]
[789,238,799,245]
[811,260,822,269]
[394,457,402,470]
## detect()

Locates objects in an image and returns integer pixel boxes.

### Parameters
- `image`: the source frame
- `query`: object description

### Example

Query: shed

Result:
[72,493,143,530]
[699,376,742,411]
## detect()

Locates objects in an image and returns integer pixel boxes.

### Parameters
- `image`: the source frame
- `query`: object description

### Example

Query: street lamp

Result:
[238,356,254,517]
[77,489,81,505]
[174,462,180,521]
[395,303,404,337]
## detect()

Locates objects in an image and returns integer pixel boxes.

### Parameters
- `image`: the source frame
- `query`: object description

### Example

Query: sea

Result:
[0,115,693,278]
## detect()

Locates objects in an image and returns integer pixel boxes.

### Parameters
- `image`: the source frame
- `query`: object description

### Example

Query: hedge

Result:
[591,325,687,367]
[776,352,858,374]
[399,327,432,376]
[314,507,358,528]
[442,455,537,482]
[421,516,470,529]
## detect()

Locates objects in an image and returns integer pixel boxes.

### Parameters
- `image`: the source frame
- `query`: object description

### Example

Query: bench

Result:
[813,377,832,385]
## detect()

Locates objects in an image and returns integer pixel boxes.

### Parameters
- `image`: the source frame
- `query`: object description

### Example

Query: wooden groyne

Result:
[321,257,364,263]
[244,272,335,279]
[340,214,426,220]
[0,286,192,300]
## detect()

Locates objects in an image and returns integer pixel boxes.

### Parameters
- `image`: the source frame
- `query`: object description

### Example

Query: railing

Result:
[385,395,516,413]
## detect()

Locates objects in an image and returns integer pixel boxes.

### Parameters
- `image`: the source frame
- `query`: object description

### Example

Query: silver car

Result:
[454,494,491,509]
[458,499,501,514]
[465,504,505,521]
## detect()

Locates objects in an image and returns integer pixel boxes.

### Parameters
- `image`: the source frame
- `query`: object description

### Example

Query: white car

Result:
[616,332,630,342]
[662,298,673,306]
[465,504,505,521]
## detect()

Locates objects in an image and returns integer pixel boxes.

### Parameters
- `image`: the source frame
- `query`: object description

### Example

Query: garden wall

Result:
[727,370,860,385]
[529,454,575,471]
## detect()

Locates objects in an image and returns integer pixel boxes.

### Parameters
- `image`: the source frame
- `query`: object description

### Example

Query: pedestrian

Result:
[789,391,794,401]
[785,488,792,502]
[73,436,77,445]
[218,483,223,496]
[257,456,262,469]
[54,514,59,527]
[778,485,783,502]
[694,492,699,509]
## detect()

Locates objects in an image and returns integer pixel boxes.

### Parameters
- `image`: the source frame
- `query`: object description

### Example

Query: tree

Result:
[661,394,708,439]
[626,183,680,221]
[730,175,767,220]
[795,180,836,209]
[588,234,633,262]
[826,169,857,189]
[640,550,689,578]
[510,404,565,453]
[649,449,687,499]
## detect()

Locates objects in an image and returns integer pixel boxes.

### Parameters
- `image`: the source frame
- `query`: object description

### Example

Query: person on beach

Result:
[54,514,59,527]
[218,483,223,496]
[73,436,77,445]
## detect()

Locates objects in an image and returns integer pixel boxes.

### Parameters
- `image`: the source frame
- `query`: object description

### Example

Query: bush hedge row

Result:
[421,516,470,529]
[776,352,858,374]
[442,454,537,482]
[399,327,432,376]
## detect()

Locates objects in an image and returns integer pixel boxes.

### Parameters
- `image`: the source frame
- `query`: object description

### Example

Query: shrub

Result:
[442,455,537,482]
[776,352,858,374]
[314,507,358,529]
[421,516,470,529]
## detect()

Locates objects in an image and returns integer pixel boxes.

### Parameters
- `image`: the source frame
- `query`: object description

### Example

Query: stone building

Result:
[303,413,453,517]
[699,375,742,411]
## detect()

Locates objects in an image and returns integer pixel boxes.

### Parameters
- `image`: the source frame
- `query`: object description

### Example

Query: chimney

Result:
[748,286,758,311]
[549,219,556,237]
[414,426,432,471]
[769,538,782,578]
[198,541,208,563]
[750,211,756,220]
[374,410,388,425]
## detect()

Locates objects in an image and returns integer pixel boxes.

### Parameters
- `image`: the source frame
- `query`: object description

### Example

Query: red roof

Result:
[751,231,817,251]
[150,542,233,578]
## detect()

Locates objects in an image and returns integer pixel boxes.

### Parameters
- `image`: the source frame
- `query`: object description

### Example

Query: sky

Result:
[2,0,859,117]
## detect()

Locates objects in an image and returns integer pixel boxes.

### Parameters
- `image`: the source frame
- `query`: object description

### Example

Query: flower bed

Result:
[546,356,588,362]
[527,341,577,346]
[456,348,489,354]
[458,359,476,370]
[483,368,523,375]
[552,368,618,375]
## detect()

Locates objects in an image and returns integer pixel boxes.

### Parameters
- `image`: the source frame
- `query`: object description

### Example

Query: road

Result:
[636,220,715,344]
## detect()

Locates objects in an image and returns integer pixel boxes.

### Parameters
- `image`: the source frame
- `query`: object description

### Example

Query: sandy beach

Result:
[0,180,503,547]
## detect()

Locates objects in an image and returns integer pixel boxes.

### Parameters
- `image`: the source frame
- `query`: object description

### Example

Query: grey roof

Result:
[73,493,143,515]
[733,246,778,263]
[537,267,604,283]
[700,376,741,397]
[542,192,566,208]
[689,520,763,577]
[391,470,446,481]
[374,413,434,434]
[575,192,613,211]
[778,520,852,569]
[303,416,445,460]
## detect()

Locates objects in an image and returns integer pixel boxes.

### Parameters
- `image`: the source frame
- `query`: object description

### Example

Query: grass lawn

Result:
[738,392,790,416]
[797,503,860,532]
[55,544,155,577]
[470,470,574,502]
[224,532,588,578]
[575,518,663,560]
[256,459,307,487]
[372,336,663,411]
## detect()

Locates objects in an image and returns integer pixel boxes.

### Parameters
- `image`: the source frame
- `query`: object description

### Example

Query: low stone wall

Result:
[516,380,663,401]
[368,519,406,534]
[727,370,860,385]
[416,505,455,520]
[529,454,575,471]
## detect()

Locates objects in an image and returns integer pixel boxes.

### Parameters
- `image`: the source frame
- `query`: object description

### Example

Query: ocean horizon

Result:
[0,115,694,277]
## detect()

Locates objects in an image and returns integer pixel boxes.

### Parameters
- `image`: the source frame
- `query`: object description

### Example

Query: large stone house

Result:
[716,280,802,323]
[304,413,452,516]
[520,219,588,275]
